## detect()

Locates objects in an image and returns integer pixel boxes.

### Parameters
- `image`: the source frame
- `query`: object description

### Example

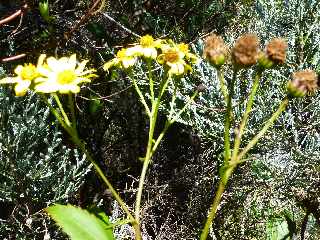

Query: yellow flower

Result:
[0,55,45,96]
[35,54,96,94]
[129,34,163,59]
[103,48,138,72]
[178,43,199,64]
[157,44,194,76]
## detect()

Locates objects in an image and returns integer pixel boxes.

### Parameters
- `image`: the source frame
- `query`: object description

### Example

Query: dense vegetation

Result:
[0,0,319,239]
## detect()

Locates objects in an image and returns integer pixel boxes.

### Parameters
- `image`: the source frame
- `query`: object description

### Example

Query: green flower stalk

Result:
[201,34,293,240]
[104,35,199,238]
[0,54,139,239]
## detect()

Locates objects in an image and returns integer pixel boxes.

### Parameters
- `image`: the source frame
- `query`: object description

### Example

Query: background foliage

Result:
[0,0,319,239]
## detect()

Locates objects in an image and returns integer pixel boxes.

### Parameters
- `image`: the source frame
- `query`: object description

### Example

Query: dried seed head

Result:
[232,34,260,68]
[287,70,318,97]
[258,38,287,70]
[266,38,287,64]
[203,34,228,68]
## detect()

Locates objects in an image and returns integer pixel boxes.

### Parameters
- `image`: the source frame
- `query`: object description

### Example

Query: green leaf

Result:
[46,204,114,240]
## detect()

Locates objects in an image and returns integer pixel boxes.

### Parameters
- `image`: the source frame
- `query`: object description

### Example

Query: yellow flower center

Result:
[163,50,180,63]
[140,35,154,47]
[20,64,38,80]
[178,43,189,54]
[57,70,76,84]
[117,49,127,59]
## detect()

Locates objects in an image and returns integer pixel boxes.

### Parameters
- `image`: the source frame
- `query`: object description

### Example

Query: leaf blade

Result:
[46,204,114,240]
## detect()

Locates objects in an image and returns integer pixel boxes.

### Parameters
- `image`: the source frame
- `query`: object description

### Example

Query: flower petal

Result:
[14,65,24,75]
[14,80,31,96]
[68,54,77,70]
[75,60,89,74]
[37,54,47,67]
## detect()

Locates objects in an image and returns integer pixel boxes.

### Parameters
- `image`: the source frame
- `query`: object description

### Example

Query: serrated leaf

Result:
[46,204,114,240]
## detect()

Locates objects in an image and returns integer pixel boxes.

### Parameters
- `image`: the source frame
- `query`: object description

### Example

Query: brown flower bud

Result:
[232,34,260,68]
[266,38,287,65]
[287,70,318,97]
[203,34,228,68]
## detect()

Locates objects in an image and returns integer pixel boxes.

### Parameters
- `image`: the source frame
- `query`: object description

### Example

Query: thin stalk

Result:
[217,68,228,106]
[200,167,233,240]
[71,137,135,221]
[42,94,142,239]
[71,136,141,238]
[171,90,198,123]
[223,70,237,164]
[151,90,198,156]
[151,120,171,156]
[230,70,262,164]
[237,97,289,161]
[53,93,71,126]
[147,59,154,101]
[134,75,171,228]
[41,95,73,136]
[134,102,158,223]
[129,72,151,117]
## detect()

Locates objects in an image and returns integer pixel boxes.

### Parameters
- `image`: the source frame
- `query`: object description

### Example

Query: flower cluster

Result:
[103,35,199,76]
[0,54,96,96]
[204,33,288,70]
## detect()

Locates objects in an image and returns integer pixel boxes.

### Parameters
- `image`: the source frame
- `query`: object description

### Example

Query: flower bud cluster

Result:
[203,33,288,70]
[202,33,320,98]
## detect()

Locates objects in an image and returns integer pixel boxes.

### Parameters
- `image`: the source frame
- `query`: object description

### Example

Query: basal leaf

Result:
[46,204,114,240]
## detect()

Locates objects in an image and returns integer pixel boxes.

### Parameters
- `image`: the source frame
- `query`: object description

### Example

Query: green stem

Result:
[201,98,289,240]
[151,120,171,156]
[171,90,198,123]
[147,59,154,101]
[200,170,232,240]
[151,90,198,156]
[41,95,73,136]
[134,74,171,227]
[71,137,135,221]
[42,94,142,239]
[134,104,158,223]
[53,93,71,127]
[223,70,237,164]
[217,68,228,106]
[230,70,262,164]
[237,97,289,161]
[129,72,151,117]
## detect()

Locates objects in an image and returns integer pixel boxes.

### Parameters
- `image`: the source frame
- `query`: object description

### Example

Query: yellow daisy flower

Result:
[157,45,194,76]
[103,48,138,72]
[177,43,199,64]
[35,54,96,94]
[0,54,46,96]
[128,34,163,59]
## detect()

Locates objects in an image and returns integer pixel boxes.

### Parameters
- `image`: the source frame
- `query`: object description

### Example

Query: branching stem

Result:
[230,70,262,164]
